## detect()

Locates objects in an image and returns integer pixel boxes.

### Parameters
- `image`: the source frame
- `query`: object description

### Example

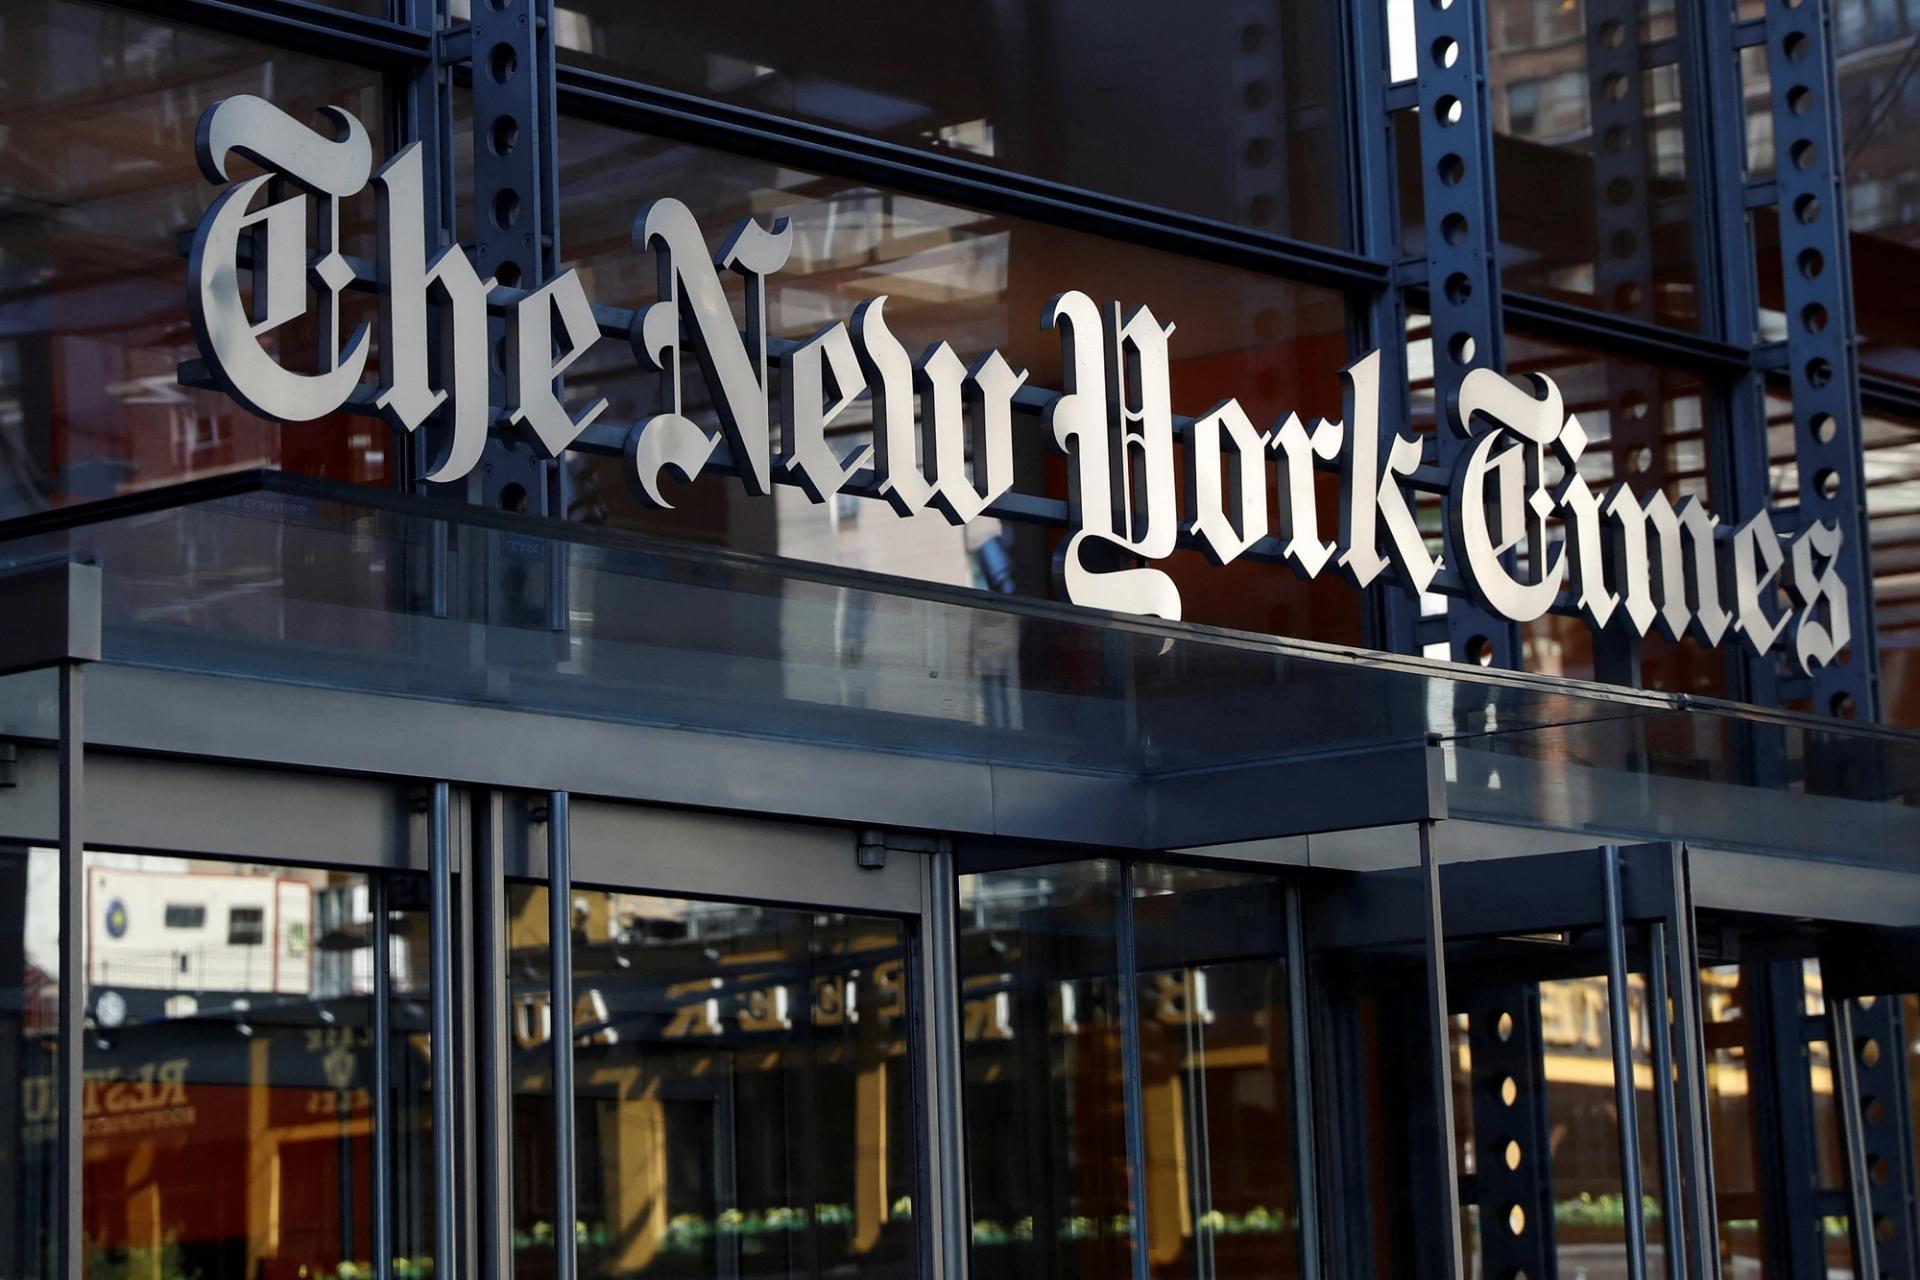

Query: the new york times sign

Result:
[183,97,1850,672]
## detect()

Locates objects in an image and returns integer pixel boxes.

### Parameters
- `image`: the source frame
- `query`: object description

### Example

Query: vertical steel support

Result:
[427,783,458,1280]
[1587,4,1658,329]
[1645,922,1689,1275]
[1602,846,1651,1279]
[471,792,514,1280]
[1417,820,1466,1280]
[1114,862,1153,1280]
[464,0,563,515]
[1834,996,1920,1278]
[55,662,83,1280]
[454,798,480,1280]
[1584,0,1662,688]
[1752,960,1828,1276]
[913,840,968,1280]
[546,792,577,1280]
[1680,0,1781,709]
[1411,0,1521,669]
[1657,844,1723,1280]
[399,0,452,494]
[372,874,395,1280]
[1831,997,1883,1278]
[1341,0,1420,655]
[1466,984,1556,1277]
[1761,0,1880,718]
[1283,885,1322,1277]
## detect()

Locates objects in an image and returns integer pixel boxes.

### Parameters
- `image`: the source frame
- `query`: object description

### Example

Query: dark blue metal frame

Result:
[44,0,1920,1276]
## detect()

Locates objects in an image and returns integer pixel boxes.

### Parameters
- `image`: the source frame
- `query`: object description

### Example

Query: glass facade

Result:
[0,0,1916,1279]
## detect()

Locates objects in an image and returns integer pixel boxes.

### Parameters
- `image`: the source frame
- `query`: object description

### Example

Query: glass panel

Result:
[1503,329,1726,696]
[507,885,917,1280]
[1131,863,1300,1278]
[0,845,54,1280]
[548,2,1346,247]
[0,0,389,521]
[1864,411,1920,726]
[11,475,1920,870]
[957,860,1133,1278]
[78,853,432,1280]
[554,117,1361,646]
[1450,969,1669,1278]
[1484,0,1702,329]
[1834,0,1920,382]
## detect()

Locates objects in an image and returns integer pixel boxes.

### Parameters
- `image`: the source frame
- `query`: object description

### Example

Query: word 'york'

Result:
[183,97,1849,672]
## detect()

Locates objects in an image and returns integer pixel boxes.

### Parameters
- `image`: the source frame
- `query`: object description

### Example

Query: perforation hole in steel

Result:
[489,116,519,157]
[488,43,518,83]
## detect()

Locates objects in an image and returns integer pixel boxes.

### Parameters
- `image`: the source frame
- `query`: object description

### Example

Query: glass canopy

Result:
[0,472,1915,868]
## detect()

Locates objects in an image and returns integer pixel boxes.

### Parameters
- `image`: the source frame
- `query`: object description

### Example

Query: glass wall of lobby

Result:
[0,762,1914,1280]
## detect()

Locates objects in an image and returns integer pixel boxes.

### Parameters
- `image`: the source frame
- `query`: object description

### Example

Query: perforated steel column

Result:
[1586,0,1663,686]
[1411,0,1520,667]
[1834,996,1920,1278]
[465,0,562,516]
[1760,0,1880,718]
[1466,986,1557,1277]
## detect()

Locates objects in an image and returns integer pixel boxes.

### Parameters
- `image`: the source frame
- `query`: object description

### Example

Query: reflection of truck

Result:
[86,868,313,1001]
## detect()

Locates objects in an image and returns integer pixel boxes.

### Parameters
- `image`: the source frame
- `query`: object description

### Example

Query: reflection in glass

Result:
[1501,330,1725,696]
[1131,864,1300,1279]
[549,1,1346,247]
[1860,411,1920,726]
[1450,971,1670,1279]
[0,0,389,521]
[1831,0,1920,382]
[78,853,432,1280]
[957,861,1133,1279]
[507,886,917,1279]
[956,860,1304,1279]
[553,118,1363,646]
[0,846,54,1280]
[1483,0,1701,329]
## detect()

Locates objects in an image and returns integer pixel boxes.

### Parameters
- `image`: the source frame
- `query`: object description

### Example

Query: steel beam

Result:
[1284,884,1323,1277]
[1644,922,1688,1275]
[1115,862,1153,1279]
[545,792,578,1280]
[912,838,968,1280]
[1603,846,1651,1279]
[459,0,562,516]
[1416,820,1466,1279]
[427,782,458,1280]
[471,791,515,1280]
[1409,0,1520,669]
[1760,0,1880,719]
[371,874,395,1280]
[55,662,82,1280]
